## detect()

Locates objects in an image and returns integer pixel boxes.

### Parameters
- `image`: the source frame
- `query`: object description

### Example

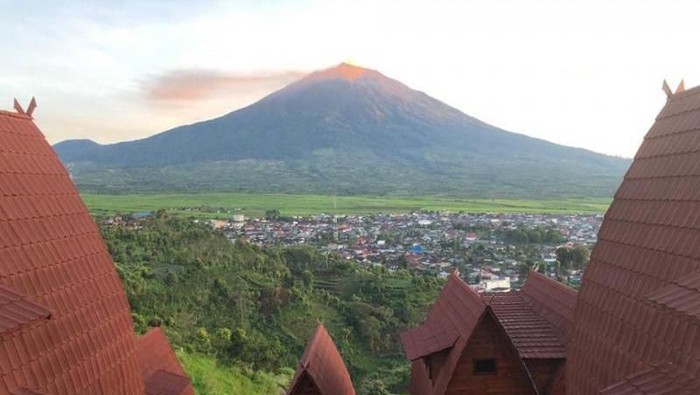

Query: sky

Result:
[2,0,700,158]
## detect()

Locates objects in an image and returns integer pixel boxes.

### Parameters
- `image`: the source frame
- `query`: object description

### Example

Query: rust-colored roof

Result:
[521,271,577,342]
[600,362,700,395]
[287,324,355,395]
[0,284,51,334]
[137,327,193,395]
[12,388,45,395]
[646,268,700,320]
[486,293,565,359]
[568,85,700,393]
[144,370,193,395]
[400,272,488,395]
[0,108,145,393]
[485,272,577,360]
[400,272,486,361]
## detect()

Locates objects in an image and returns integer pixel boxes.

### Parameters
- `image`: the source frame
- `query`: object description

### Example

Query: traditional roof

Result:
[0,107,146,393]
[568,85,700,393]
[646,268,700,320]
[0,284,51,335]
[520,271,577,342]
[287,324,355,395]
[486,294,563,359]
[12,388,45,395]
[400,272,489,395]
[400,271,486,361]
[600,362,700,395]
[480,272,577,360]
[143,370,193,395]
[137,327,194,395]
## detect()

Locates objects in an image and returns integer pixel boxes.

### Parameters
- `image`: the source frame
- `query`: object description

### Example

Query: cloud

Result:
[141,68,306,104]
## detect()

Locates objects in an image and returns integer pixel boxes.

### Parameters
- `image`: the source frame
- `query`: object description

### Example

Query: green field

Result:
[81,193,611,219]
[177,351,292,395]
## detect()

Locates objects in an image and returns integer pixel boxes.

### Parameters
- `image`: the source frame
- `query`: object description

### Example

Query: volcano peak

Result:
[303,62,380,83]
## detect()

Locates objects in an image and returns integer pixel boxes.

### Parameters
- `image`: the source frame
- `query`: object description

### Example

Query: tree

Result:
[570,245,590,270]
[302,269,314,289]
[265,209,281,220]
[362,380,391,395]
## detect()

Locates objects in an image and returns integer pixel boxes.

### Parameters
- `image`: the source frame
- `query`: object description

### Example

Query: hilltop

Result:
[55,63,629,197]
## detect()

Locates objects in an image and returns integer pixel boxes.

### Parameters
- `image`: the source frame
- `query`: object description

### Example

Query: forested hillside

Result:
[102,213,443,394]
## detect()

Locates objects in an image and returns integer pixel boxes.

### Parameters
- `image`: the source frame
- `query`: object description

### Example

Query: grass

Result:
[177,350,292,395]
[81,192,611,219]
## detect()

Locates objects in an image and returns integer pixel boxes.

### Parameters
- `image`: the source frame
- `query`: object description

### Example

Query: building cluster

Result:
[216,212,601,288]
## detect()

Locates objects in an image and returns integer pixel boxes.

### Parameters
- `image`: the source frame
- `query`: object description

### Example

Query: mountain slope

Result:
[55,63,630,197]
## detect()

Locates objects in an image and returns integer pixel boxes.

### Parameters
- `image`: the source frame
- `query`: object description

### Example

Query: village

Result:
[211,211,601,291]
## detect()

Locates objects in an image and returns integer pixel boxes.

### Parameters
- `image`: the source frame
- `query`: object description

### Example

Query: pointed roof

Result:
[137,327,194,395]
[287,324,355,395]
[400,272,486,361]
[0,106,145,393]
[399,272,488,395]
[568,85,700,392]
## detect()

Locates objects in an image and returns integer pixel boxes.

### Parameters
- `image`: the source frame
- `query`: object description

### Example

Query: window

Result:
[473,358,497,375]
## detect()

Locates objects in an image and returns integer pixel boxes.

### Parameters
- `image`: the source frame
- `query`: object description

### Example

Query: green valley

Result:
[83,192,610,219]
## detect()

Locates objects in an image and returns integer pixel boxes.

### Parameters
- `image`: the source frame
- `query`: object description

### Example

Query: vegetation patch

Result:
[84,192,611,219]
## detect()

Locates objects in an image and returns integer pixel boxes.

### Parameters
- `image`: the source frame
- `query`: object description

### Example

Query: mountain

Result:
[55,63,630,197]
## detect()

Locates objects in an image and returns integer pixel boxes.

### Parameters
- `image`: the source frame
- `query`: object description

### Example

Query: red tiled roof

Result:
[0,109,145,394]
[400,272,486,361]
[521,271,577,342]
[400,272,488,395]
[646,269,700,320]
[485,272,577,360]
[287,324,355,395]
[600,362,700,395]
[482,272,576,359]
[0,284,51,334]
[137,327,193,395]
[144,370,193,395]
[486,291,566,359]
[12,388,45,395]
[568,85,700,393]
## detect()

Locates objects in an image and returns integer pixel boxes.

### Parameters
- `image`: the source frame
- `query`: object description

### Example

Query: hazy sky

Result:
[2,0,699,158]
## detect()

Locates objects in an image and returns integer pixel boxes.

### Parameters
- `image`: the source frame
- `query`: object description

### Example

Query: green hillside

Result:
[106,214,443,394]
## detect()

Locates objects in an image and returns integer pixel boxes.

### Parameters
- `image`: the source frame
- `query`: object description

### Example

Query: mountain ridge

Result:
[55,63,630,197]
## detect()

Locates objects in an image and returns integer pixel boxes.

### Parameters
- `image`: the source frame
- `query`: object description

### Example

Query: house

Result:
[566,83,700,393]
[287,324,355,395]
[0,103,191,394]
[400,271,576,394]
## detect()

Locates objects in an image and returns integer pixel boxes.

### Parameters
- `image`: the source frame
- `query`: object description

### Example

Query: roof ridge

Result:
[668,83,700,100]
[288,324,355,395]
[523,271,577,297]
[300,323,327,366]
[0,109,32,120]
